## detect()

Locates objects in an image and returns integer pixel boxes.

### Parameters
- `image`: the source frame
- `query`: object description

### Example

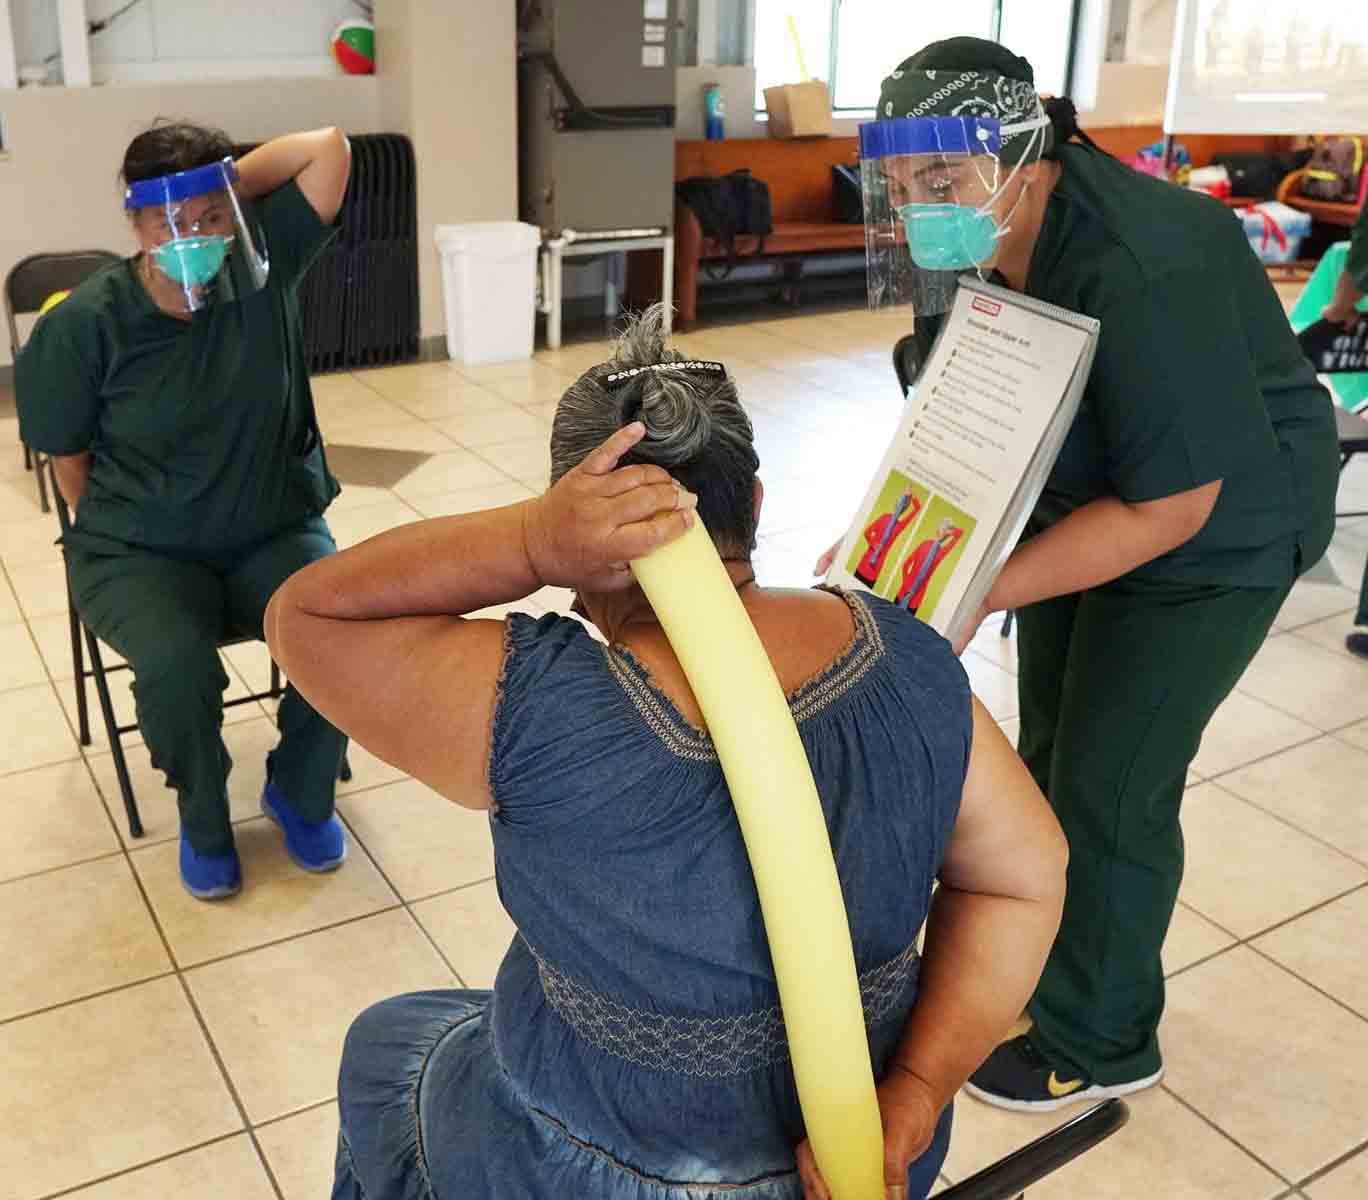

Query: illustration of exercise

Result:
[896,518,966,616]
[849,472,927,587]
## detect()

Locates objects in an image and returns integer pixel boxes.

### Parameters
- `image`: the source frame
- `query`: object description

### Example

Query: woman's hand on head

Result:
[522,422,698,593]
[794,1067,941,1200]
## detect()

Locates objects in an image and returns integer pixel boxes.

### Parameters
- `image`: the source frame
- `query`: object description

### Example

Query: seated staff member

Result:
[17,121,352,901]
[1320,195,1368,659]
[865,39,1339,1112]
[265,307,1068,1200]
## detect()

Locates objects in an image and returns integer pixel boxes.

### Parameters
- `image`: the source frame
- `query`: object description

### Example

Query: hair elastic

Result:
[605,361,727,389]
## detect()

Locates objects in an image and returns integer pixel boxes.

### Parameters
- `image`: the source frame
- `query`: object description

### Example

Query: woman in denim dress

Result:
[267,307,1067,1200]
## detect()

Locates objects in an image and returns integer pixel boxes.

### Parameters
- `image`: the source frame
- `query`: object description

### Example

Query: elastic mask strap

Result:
[979,105,1048,240]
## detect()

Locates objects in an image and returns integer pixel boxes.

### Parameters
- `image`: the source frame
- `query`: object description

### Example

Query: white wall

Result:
[1084,62,1170,126]
[0,75,381,365]
[376,0,517,340]
[11,0,345,83]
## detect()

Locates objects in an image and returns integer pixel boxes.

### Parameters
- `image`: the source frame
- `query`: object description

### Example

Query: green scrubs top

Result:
[17,181,339,554]
[1025,144,1338,587]
[1348,197,1368,293]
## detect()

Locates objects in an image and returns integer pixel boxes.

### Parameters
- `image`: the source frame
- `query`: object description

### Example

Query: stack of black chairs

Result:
[300,132,420,372]
[237,132,420,373]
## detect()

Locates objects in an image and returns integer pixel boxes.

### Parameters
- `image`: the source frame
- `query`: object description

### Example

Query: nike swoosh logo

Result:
[1047,1071,1084,1098]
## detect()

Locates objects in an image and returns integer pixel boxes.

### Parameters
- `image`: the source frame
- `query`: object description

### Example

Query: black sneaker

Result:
[964,1035,1163,1113]
[1345,632,1368,661]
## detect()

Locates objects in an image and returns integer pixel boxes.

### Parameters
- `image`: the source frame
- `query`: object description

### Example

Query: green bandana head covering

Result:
[878,37,1054,164]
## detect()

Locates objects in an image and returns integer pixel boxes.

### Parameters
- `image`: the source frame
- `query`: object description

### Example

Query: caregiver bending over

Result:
[266,309,1066,1200]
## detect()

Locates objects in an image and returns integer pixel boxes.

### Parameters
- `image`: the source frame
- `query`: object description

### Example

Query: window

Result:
[753,0,1079,113]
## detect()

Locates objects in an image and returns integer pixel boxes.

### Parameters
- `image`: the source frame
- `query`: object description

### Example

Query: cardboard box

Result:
[763,80,833,138]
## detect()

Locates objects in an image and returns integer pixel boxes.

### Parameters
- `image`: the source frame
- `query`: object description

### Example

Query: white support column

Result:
[697,0,719,66]
[0,0,17,91]
[57,0,91,88]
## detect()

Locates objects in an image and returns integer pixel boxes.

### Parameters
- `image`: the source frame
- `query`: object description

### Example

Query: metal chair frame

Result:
[940,1099,1130,1199]
[1334,404,1368,521]
[3,250,123,512]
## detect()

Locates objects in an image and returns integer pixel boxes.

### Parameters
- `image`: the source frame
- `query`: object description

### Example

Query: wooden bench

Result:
[1277,167,1363,228]
[665,137,865,325]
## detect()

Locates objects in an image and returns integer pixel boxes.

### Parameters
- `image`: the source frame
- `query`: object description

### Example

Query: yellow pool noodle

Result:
[631,519,885,1199]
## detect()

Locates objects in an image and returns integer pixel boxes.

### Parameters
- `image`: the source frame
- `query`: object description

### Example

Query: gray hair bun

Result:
[550,303,757,491]
[612,304,713,467]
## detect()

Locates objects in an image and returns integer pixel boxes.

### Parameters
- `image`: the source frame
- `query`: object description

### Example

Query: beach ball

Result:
[331,18,375,75]
[38,289,70,316]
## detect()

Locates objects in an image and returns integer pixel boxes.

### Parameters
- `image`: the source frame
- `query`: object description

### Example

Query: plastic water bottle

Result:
[704,84,726,141]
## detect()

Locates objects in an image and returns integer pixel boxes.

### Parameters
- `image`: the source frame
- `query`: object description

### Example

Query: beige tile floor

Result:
[2,305,1367,1199]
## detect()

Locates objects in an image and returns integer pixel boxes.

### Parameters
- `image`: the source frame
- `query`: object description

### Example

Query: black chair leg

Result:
[270,660,283,699]
[87,632,143,839]
[1001,609,1015,638]
[23,441,33,471]
[34,452,51,514]
[68,588,91,746]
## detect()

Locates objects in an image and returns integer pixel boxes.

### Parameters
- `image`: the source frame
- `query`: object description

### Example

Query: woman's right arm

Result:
[266,424,694,807]
[796,701,1065,1198]
[886,700,1067,1158]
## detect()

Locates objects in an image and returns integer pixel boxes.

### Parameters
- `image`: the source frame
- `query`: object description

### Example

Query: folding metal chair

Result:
[1334,404,1368,521]
[940,1099,1130,1199]
[47,461,349,839]
[3,251,123,512]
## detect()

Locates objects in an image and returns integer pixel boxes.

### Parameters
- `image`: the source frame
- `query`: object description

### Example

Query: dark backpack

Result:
[676,169,774,274]
[1302,136,1365,202]
[1211,152,1287,199]
[832,163,863,223]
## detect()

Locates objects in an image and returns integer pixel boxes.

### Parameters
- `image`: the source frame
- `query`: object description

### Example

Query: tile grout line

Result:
[1294,1136,1368,1190]
[0,966,179,1030]
[173,973,289,1200]
[1165,880,1368,991]
[1190,771,1368,871]
[1159,1082,1297,1191]
[1246,936,1368,1026]
[332,811,473,989]
[1195,727,1328,786]
[31,1131,248,1200]
[0,845,126,889]
[249,1093,340,1134]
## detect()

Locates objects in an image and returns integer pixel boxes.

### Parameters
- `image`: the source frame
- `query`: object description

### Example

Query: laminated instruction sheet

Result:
[827,277,1100,644]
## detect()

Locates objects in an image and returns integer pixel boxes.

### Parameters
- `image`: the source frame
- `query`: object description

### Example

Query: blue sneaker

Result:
[261,780,347,872]
[179,833,242,901]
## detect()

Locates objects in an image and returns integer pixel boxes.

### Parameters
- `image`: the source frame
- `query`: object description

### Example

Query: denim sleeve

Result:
[489,614,640,830]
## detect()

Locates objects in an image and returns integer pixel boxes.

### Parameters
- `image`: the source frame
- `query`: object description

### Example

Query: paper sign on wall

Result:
[642,45,665,67]
[644,23,666,43]
[644,0,667,20]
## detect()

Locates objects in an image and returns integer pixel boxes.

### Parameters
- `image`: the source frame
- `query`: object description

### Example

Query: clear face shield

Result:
[858,112,1046,318]
[124,158,270,313]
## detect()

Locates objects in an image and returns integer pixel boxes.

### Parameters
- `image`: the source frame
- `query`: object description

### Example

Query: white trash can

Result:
[434,222,542,365]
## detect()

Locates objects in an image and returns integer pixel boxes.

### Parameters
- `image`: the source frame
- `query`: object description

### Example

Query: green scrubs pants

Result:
[1017,574,1287,1085]
[68,518,346,855]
